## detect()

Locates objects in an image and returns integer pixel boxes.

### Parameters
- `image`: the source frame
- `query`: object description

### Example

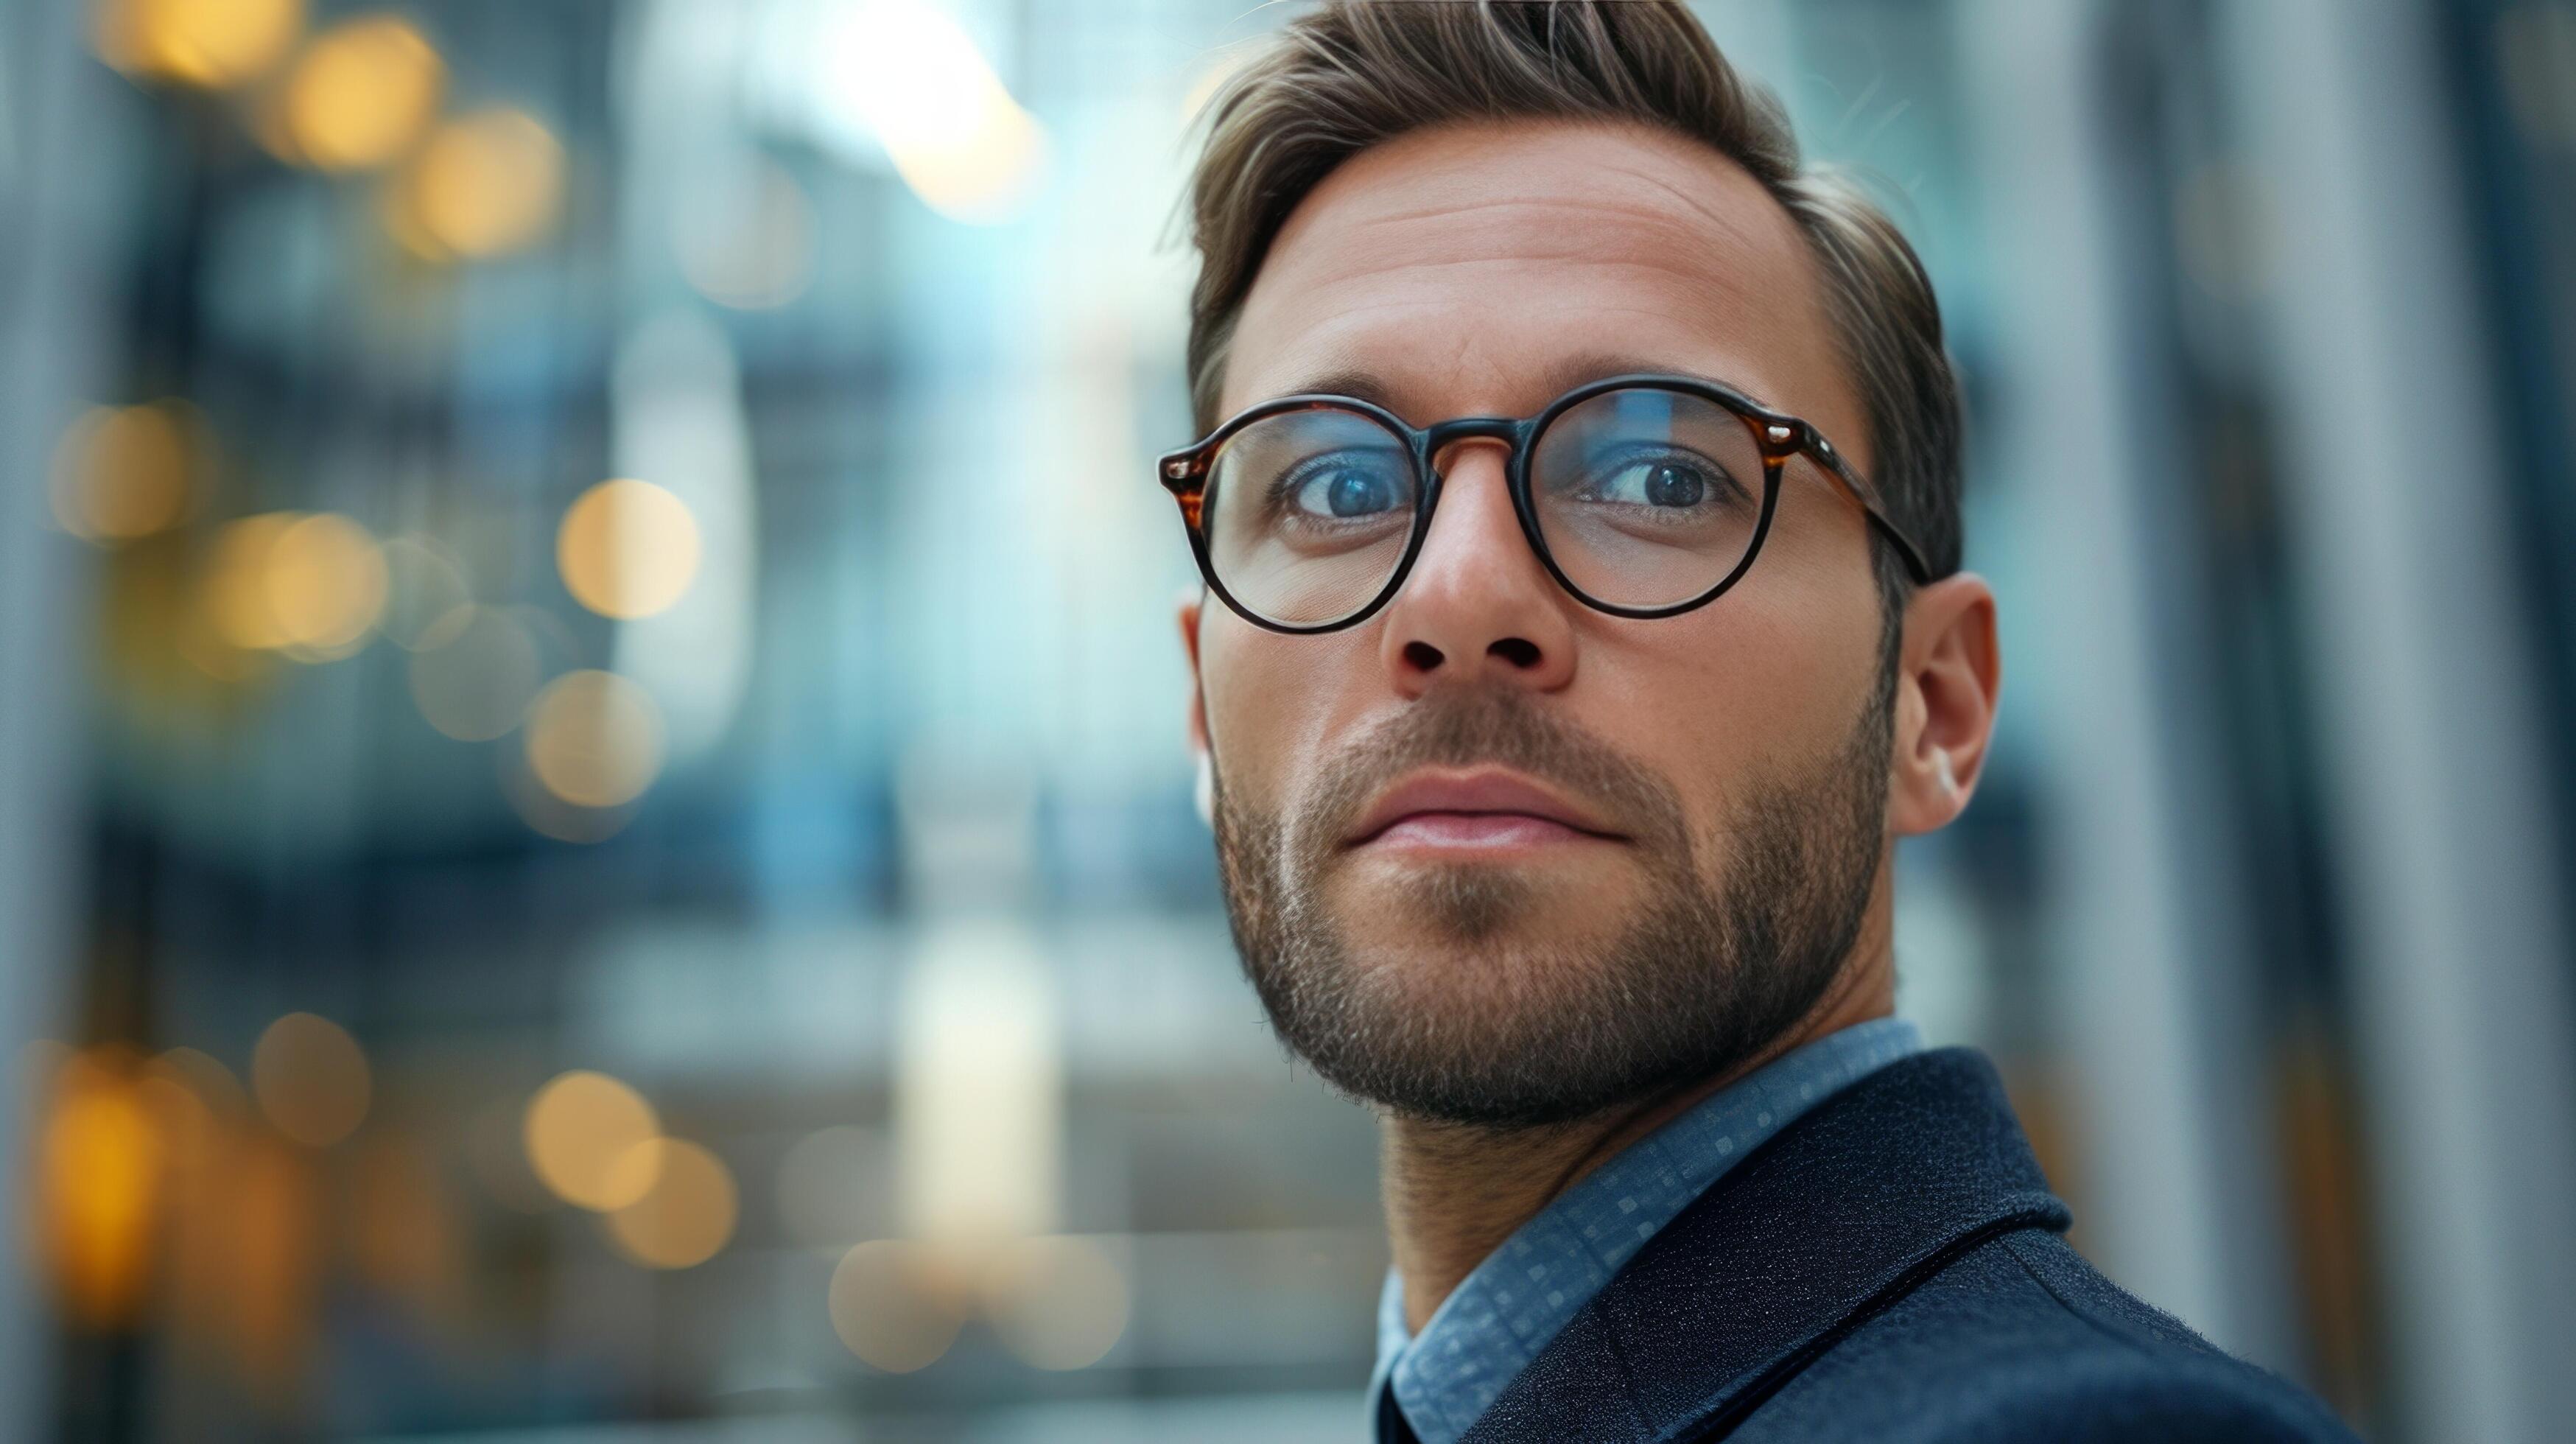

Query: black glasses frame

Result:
[1157,373,1935,636]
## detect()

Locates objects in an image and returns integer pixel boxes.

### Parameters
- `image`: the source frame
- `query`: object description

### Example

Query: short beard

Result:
[1212,654,1895,1132]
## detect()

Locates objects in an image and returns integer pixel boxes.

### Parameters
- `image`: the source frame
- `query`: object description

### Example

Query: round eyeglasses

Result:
[1157,373,1934,634]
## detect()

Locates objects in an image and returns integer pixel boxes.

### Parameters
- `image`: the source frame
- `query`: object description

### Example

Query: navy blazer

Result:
[1434,1048,2357,1443]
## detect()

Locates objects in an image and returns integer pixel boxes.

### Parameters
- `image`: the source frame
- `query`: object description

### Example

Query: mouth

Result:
[1344,767,1626,854]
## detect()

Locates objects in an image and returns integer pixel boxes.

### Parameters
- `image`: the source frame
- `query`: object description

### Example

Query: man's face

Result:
[1185,121,1897,1127]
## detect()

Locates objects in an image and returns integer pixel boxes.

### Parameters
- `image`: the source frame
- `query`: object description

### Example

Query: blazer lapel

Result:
[1458,1048,2071,1443]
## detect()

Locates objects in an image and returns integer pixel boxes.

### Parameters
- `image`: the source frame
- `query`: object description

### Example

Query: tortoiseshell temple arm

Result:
[1801,432,1935,585]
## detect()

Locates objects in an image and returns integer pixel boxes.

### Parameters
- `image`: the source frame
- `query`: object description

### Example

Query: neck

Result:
[1378,910,1895,1335]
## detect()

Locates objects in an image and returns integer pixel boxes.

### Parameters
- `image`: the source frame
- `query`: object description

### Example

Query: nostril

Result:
[1489,637,1541,669]
[1403,640,1445,672]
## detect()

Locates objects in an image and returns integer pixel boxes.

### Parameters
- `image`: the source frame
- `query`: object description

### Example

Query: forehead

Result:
[1224,120,1856,446]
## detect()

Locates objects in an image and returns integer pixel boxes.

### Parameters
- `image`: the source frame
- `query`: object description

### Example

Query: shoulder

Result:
[1726,1229,2360,1444]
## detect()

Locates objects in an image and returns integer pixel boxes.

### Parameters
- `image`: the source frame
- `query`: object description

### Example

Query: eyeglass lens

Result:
[1198,386,1769,627]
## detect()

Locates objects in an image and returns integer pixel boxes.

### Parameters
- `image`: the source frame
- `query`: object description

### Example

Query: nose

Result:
[1377,440,1578,698]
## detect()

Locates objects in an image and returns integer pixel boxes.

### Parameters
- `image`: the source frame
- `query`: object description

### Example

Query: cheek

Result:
[1580,566,1878,808]
[1198,616,1373,810]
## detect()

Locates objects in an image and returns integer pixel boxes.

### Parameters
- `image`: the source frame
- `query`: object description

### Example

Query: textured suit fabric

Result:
[1375,1018,1924,1442]
[1453,1048,2358,1443]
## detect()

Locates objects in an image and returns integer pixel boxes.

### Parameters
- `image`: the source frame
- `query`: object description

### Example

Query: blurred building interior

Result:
[1,0,2572,1439]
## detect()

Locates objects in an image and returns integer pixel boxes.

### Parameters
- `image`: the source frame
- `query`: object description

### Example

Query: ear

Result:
[1888,572,2000,837]
[1177,588,1210,757]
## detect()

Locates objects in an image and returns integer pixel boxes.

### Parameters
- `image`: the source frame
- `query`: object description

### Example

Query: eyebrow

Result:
[1271,351,1766,420]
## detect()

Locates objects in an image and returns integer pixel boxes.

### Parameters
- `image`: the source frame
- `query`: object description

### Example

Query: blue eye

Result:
[1601,460,1706,507]
[1288,458,1411,519]
[1579,453,1745,511]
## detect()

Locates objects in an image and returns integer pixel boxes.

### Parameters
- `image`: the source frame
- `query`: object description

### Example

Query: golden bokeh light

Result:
[150,1045,250,1121]
[500,748,636,845]
[524,670,666,810]
[522,1070,661,1211]
[206,512,302,651]
[49,402,199,542]
[405,108,564,259]
[407,604,544,741]
[281,14,442,172]
[205,511,387,659]
[556,478,701,620]
[95,0,304,90]
[603,1139,738,1269]
[34,1048,167,1328]
[890,102,1046,226]
[266,512,389,655]
[829,1238,969,1373]
[250,1012,371,1147]
[980,1234,1129,1370]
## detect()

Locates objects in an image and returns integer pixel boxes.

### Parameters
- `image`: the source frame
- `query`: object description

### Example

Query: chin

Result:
[1335,859,1630,956]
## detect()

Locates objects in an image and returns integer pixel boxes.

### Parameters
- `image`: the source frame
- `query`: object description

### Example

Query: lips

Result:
[1344,768,1624,848]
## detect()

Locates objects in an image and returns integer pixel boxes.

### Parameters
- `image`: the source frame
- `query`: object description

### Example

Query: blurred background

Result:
[1,0,2571,1439]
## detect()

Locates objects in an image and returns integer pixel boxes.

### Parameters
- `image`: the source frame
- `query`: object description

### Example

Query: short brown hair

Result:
[1182,0,1963,596]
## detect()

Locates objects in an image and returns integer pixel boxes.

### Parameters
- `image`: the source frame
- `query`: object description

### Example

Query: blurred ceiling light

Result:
[264,512,389,657]
[376,536,471,650]
[35,1048,166,1329]
[49,402,201,542]
[810,0,1046,223]
[776,1125,881,1249]
[609,311,759,767]
[673,153,815,309]
[407,604,544,740]
[404,108,564,259]
[557,477,701,620]
[281,14,442,171]
[525,670,667,809]
[980,1234,1129,1371]
[603,1138,738,1269]
[896,920,1061,1244]
[829,1238,967,1373]
[95,0,304,90]
[523,1069,661,1211]
[250,1012,371,1147]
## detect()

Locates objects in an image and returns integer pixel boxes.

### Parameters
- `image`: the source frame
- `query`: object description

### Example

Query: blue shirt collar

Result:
[1368,1016,1926,1444]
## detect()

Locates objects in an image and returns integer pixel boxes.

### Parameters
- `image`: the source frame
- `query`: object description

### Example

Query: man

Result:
[1158,4,2356,1440]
